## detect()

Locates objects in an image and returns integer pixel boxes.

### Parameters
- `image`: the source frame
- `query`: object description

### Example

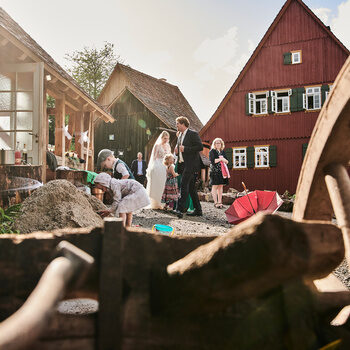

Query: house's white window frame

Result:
[325,84,333,100]
[291,50,302,64]
[271,89,292,113]
[233,147,247,169]
[248,91,269,115]
[255,146,269,168]
[303,86,321,110]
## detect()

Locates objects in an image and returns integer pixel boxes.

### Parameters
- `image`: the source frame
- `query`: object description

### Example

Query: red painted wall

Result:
[201,0,348,194]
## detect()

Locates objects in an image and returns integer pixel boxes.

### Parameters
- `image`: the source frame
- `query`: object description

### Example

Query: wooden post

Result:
[98,218,123,350]
[55,97,65,165]
[41,87,48,183]
[84,112,91,171]
[66,112,75,152]
[75,111,84,160]
[88,112,94,171]
[90,117,95,171]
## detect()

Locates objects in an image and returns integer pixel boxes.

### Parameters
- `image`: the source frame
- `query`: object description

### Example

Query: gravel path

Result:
[133,201,232,236]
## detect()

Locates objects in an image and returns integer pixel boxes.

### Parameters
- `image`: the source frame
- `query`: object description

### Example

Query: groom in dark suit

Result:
[174,116,203,218]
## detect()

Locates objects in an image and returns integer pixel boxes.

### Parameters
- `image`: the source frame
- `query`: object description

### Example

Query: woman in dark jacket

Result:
[209,137,229,208]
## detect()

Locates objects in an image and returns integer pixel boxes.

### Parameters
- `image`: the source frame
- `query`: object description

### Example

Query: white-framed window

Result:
[233,147,246,168]
[325,84,333,100]
[303,86,321,110]
[248,91,269,115]
[271,89,291,113]
[255,146,269,168]
[291,50,302,64]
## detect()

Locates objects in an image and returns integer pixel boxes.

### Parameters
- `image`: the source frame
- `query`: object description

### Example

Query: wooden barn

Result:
[96,63,203,166]
[0,7,113,183]
[200,0,349,194]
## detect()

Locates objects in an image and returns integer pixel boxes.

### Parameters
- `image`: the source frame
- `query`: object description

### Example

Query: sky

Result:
[0,0,349,125]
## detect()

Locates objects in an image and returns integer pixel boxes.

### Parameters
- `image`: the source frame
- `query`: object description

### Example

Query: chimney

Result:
[159,78,167,82]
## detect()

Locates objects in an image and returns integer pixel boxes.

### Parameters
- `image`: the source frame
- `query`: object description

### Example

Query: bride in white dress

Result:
[146,131,171,209]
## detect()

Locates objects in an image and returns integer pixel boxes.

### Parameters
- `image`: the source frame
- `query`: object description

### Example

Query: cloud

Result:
[144,50,173,66]
[223,39,254,78]
[193,27,239,81]
[312,7,331,25]
[331,0,350,49]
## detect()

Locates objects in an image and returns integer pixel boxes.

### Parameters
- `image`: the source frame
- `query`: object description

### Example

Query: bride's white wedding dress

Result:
[146,143,170,209]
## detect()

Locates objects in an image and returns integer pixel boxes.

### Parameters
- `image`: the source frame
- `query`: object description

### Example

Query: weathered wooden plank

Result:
[74,111,84,160]
[97,217,123,350]
[41,84,48,183]
[150,214,344,316]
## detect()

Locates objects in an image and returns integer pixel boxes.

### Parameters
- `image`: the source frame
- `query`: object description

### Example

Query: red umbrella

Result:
[225,188,283,225]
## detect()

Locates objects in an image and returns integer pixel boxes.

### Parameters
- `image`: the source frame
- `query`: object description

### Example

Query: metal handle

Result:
[0,241,94,350]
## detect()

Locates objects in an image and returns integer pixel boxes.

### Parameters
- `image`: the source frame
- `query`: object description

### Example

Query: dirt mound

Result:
[14,180,107,233]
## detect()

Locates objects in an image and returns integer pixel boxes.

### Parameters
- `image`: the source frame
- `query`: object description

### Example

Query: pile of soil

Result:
[14,180,107,233]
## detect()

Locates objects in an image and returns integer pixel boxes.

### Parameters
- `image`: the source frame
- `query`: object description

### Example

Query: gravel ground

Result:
[133,201,232,236]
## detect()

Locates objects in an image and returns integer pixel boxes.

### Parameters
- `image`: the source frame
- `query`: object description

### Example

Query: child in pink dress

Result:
[161,154,179,211]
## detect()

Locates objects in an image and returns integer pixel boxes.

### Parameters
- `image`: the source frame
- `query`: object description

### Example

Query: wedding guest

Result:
[209,137,229,209]
[94,172,150,227]
[131,152,147,186]
[161,154,179,211]
[96,149,134,180]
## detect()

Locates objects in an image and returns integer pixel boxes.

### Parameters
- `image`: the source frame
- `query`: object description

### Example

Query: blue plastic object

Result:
[152,224,174,235]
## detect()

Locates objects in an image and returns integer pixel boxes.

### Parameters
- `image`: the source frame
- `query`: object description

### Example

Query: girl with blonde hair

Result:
[161,153,179,211]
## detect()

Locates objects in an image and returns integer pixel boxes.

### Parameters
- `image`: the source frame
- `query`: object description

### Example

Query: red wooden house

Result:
[200,0,349,194]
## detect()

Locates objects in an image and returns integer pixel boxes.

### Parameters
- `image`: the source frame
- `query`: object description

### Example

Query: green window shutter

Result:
[290,88,298,112]
[302,143,308,159]
[225,147,233,169]
[297,87,305,111]
[321,84,330,105]
[245,93,252,116]
[247,146,255,168]
[283,52,292,65]
[269,145,277,167]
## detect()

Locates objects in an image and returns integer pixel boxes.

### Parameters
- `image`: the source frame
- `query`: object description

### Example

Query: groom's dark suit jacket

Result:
[178,129,203,173]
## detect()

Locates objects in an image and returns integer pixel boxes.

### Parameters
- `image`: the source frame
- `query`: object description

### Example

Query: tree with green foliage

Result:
[65,42,122,100]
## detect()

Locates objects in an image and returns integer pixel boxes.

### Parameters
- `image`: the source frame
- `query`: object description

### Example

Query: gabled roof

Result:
[0,7,113,122]
[102,63,203,132]
[200,0,349,136]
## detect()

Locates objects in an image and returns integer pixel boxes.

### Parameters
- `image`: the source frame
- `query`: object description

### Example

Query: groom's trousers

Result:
[177,170,201,213]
